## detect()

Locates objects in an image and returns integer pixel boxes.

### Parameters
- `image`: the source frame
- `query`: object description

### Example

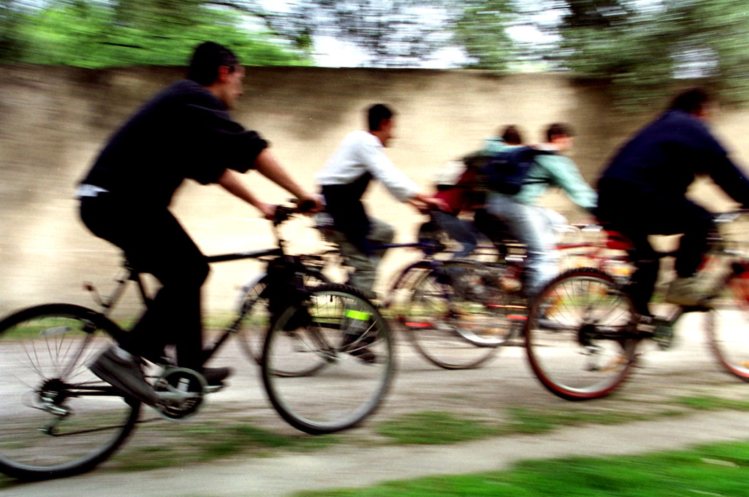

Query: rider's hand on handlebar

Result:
[409,194,448,213]
[258,202,277,221]
[296,194,323,214]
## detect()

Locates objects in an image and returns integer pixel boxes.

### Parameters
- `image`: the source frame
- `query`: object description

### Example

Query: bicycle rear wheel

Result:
[525,268,639,400]
[261,284,394,434]
[236,266,328,366]
[0,304,140,480]
[400,260,518,369]
[707,275,749,381]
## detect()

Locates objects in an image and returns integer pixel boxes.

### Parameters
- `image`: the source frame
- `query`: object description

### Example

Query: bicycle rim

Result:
[707,280,749,381]
[261,284,395,434]
[401,260,515,370]
[525,268,638,400]
[0,304,139,480]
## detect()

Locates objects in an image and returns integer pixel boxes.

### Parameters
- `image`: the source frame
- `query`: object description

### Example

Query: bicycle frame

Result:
[84,204,309,368]
[592,210,749,340]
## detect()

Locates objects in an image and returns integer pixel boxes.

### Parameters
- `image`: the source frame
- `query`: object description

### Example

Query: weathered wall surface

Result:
[1,65,746,317]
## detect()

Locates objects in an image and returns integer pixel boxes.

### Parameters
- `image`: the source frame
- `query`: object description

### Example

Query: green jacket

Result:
[483,137,597,210]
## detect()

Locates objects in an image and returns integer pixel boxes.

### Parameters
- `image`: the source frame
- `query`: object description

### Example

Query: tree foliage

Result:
[453,0,514,70]
[269,0,453,67]
[2,0,310,68]
[4,0,749,109]
[552,0,749,106]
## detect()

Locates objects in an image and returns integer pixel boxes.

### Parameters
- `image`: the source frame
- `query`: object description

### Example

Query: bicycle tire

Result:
[524,268,639,400]
[236,266,328,366]
[400,260,516,370]
[0,303,140,480]
[706,276,749,381]
[261,283,395,434]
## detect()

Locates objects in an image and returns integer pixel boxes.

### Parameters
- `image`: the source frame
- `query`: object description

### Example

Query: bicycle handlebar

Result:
[272,199,318,227]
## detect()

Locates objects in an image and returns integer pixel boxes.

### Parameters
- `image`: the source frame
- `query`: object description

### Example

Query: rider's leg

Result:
[485,193,556,297]
[663,200,715,305]
[518,206,560,297]
[325,230,378,298]
[620,230,660,316]
[671,201,713,278]
[431,210,478,258]
[82,200,229,389]
[94,208,209,371]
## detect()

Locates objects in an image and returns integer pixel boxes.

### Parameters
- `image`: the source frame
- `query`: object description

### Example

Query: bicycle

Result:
[523,210,749,400]
[0,203,394,480]
[395,219,633,369]
[302,210,622,370]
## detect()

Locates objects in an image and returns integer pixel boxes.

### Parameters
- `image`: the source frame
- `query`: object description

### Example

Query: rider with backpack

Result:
[483,123,597,297]
[428,125,525,258]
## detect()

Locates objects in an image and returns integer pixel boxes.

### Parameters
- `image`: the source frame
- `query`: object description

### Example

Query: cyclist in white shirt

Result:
[317,103,443,297]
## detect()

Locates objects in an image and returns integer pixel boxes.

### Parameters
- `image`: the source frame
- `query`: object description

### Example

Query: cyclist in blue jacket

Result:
[596,87,749,316]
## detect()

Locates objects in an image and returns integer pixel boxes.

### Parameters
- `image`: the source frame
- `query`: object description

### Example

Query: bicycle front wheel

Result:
[0,304,140,480]
[236,266,328,366]
[707,277,749,381]
[400,260,517,370]
[261,284,395,434]
[525,268,639,400]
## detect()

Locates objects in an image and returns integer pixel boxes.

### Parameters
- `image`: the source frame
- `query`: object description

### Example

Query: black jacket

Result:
[80,80,268,208]
[597,110,749,204]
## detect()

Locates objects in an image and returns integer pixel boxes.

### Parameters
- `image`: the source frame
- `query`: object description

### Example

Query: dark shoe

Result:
[341,329,377,364]
[201,367,233,386]
[89,346,157,405]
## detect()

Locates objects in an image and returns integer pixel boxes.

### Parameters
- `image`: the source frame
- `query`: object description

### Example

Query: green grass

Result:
[374,396,749,447]
[375,407,655,445]
[673,395,749,411]
[376,411,499,444]
[112,421,339,471]
[295,441,749,497]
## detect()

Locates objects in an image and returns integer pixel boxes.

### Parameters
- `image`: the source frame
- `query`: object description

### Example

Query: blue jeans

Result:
[485,192,566,296]
[431,210,478,258]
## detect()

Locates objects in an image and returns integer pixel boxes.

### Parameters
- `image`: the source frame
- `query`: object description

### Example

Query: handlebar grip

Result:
[273,205,294,226]
[296,198,317,214]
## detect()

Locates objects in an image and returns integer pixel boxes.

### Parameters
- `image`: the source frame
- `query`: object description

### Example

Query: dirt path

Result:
[9,318,749,497]
[12,410,749,497]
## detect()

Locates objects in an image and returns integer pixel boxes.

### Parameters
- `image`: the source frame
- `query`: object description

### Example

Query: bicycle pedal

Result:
[153,367,206,420]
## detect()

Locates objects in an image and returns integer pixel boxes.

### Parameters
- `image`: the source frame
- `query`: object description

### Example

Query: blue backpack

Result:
[480,146,552,195]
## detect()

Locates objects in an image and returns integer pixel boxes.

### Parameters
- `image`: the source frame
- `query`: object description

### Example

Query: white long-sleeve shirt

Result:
[316,130,420,202]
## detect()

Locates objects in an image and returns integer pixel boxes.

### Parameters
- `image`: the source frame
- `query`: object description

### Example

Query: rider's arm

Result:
[695,129,749,207]
[353,134,448,211]
[356,135,421,202]
[218,149,320,219]
[217,169,275,219]
[537,154,597,210]
[252,149,321,209]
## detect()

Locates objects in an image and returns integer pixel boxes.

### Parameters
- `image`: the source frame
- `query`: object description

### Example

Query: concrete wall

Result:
[1,65,746,318]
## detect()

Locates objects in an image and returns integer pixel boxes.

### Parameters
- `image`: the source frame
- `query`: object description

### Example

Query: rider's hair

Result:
[500,125,524,145]
[545,123,574,143]
[367,104,395,132]
[668,87,711,115]
[187,41,240,86]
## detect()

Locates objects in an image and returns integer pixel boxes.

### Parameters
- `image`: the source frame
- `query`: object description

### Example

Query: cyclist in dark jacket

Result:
[79,42,319,404]
[596,87,749,316]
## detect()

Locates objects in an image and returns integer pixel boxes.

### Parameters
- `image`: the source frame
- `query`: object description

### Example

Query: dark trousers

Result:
[80,195,209,369]
[596,179,714,315]
[431,210,478,259]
